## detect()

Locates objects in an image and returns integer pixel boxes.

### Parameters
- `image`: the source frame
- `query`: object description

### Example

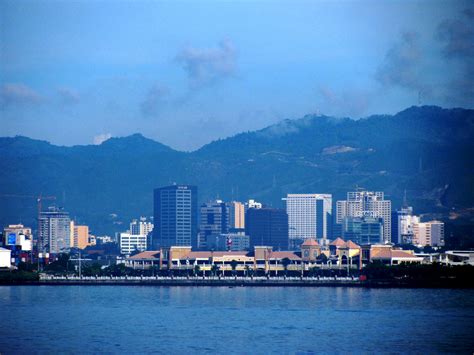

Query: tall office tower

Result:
[130,217,154,236]
[39,207,71,254]
[228,201,245,229]
[245,208,288,250]
[153,185,198,248]
[336,190,391,243]
[342,216,384,245]
[284,194,332,247]
[413,220,445,247]
[392,207,420,244]
[69,221,90,249]
[198,200,230,249]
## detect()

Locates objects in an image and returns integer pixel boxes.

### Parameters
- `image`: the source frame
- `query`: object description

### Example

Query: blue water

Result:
[1,286,473,354]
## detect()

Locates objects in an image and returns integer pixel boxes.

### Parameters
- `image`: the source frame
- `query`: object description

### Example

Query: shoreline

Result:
[1,277,473,289]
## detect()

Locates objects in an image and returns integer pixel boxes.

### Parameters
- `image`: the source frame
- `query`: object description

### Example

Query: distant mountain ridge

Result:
[1,105,473,234]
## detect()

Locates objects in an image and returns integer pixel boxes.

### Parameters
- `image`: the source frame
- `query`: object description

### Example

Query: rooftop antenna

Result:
[418,90,422,106]
[403,189,408,208]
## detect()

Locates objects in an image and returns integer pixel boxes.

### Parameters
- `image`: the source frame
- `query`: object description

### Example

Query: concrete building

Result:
[392,207,420,244]
[284,193,332,247]
[413,220,445,247]
[228,201,245,229]
[0,247,12,268]
[130,217,154,236]
[39,207,71,254]
[246,208,288,250]
[336,190,391,243]
[119,233,148,255]
[69,222,90,249]
[206,232,250,251]
[153,184,198,248]
[3,224,32,251]
[198,200,230,249]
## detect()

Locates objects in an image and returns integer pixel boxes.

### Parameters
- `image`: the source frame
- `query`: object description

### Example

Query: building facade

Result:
[119,233,148,255]
[342,216,384,245]
[245,208,289,250]
[284,193,332,247]
[198,200,230,249]
[69,221,90,249]
[392,207,420,244]
[153,184,198,248]
[130,217,154,236]
[39,207,71,254]
[228,201,245,229]
[413,220,445,247]
[337,190,391,243]
[206,232,250,251]
[3,224,32,251]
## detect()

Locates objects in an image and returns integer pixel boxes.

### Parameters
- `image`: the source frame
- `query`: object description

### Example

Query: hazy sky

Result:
[1,0,473,150]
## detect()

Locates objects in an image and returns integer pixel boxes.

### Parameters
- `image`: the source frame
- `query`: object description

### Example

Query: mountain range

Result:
[1,105,473,236]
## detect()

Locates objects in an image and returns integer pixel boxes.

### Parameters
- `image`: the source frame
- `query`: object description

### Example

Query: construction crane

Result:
[0,194,57,256]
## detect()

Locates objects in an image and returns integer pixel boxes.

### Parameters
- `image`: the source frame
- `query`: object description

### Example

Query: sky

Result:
[1,0,473,150]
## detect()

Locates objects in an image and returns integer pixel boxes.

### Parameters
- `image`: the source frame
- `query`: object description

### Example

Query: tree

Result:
[194,264,201,277]
[281,258,291,276]
[230,259,239,276]
[317,253,328,265]
[211,264,219,277]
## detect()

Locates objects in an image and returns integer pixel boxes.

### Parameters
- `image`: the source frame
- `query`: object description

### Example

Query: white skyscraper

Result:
[284,194,332,246]
[336,190,391,243]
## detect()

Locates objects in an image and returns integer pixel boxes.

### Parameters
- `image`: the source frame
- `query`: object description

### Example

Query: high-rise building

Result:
[3,224,32,251]
[392,207,420,244]
[39,207,71,254]
[130,217,154,236]
[284,194,332,247]
[337,190,391,243]
[69,221,90,249]
[153,184,198,248]
[413,221,445,247]
[245,208,288,250]
[198,200,230,249]
[228,201,245,229]
[342,216,384,245]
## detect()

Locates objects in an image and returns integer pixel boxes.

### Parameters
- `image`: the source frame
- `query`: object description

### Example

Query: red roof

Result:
[330,237,346,247]
[301,238,319,246]
[129,251,160,260]
[344,240,361,249]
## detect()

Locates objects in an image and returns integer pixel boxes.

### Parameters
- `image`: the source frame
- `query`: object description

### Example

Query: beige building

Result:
[413,220,444,247]
[229,201,245,229]
[70,221,91,249]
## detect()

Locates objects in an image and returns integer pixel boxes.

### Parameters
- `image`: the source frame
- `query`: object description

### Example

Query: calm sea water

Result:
[1,286,473,354]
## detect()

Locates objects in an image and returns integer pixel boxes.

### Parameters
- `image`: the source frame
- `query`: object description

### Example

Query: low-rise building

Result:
[439,251,474,266]
[0,247,12,268]
[119,233,147,255]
